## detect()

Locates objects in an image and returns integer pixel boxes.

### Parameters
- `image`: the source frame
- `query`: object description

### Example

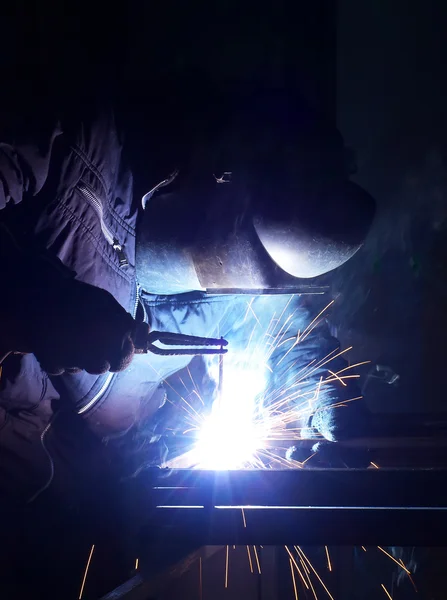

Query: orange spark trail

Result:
[325,546,332,571]
[305,568,319,600]
[247,546,254,573]
[297,547,335,600]
[298,300,335,344]
[299,557,310,576]
[327,370,347,387]
[253,546,261,574]
[225,545,229,588]
[399,559,417,592]
[285,547,308,589]
[381,583,393,599]
[78,544,95,600]
[290,558,299,600]
[377,547,411,574]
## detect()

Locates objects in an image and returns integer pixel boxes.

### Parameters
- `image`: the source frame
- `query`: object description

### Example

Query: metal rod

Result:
[144,468,447,508]
[134,468,447,546]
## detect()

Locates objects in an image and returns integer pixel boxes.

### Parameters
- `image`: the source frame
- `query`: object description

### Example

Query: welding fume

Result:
[0,85,375,502]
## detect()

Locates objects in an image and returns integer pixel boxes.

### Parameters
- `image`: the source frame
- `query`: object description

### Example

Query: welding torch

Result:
[133,321,228,356]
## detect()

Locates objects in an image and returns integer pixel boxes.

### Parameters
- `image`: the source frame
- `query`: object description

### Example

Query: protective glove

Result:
[1,258,136,376]
[286,441,371,468]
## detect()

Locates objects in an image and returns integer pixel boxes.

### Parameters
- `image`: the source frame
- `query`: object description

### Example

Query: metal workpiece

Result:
[145,468,447,508]
[136,468,447,546]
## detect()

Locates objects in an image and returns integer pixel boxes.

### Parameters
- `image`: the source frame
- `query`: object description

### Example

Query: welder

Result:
[0,84,374,502]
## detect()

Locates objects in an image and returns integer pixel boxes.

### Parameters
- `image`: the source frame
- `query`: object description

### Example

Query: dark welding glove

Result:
[0,253,136,376]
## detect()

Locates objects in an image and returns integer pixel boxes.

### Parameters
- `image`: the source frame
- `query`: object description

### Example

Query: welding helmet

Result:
[135,90,375,294]
[136,177,374,294]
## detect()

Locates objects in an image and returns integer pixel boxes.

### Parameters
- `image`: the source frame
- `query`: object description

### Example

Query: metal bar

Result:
[206,287,329,295]
[267,436,447,449]
[145,468,447,508]
[141,507,447,546]
[135,469,447,547]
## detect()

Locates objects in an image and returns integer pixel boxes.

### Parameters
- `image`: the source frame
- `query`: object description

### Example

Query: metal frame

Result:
[137,468,447,546]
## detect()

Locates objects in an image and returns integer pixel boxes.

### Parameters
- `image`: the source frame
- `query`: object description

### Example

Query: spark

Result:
[311,396,363,417]
[186,365,201,396]
[253,546,261,574]
[246,300,262,327]
[170,296,367,470]
[361,546,367,552]
[285,546,309,589]
[297,346,354,382]
[327,369,347,387]
[247,545,254,573]
[78,544,95,600]
[370,462,380,469]
[290,558,299,600]
[377,547,411,574]
[381,583,393,600]
[191,389,205,406]
[325,546,332,571]
[399,559,418,592]
[179,376,189,392]
[299,557,310,576]
[295,560,310,589]
[330,360,371,376]
[244,298,255,322]
[301,452,317,465]
[305,568,319,600]
[275,328,300,366]
[135,558,139,570]
[297,547,335,600]
[242,508,247,528]
[297,300,335,345]
[276,294,296,329]
[225,545,229,588]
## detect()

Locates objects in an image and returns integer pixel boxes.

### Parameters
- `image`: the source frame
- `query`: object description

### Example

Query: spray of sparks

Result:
[166,296,367,470]
[75,543,418,599]
[214,545,416,599]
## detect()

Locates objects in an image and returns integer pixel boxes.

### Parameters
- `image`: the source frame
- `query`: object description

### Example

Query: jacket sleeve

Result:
[0,102,65,356]
[0,103,63,209]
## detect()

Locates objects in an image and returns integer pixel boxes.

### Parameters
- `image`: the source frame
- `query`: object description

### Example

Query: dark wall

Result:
[2,1,335,115]
[335,0,447,413]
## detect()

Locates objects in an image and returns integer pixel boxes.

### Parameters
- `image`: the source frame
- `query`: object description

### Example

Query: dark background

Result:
[1,0,447,598]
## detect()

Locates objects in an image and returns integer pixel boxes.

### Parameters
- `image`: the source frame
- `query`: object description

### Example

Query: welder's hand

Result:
[5,278,136,376]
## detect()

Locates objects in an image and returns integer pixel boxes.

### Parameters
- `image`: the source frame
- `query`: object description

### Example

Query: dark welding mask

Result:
[135,171,375,295]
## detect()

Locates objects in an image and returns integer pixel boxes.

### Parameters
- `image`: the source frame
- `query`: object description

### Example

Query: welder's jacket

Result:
[0,103,365,504]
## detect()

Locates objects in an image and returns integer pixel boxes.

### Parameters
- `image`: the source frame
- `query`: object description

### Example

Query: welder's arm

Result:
[270,306,370,442]
[0,232,136,374]
[0,108,135,375]
[0,120,62,210]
